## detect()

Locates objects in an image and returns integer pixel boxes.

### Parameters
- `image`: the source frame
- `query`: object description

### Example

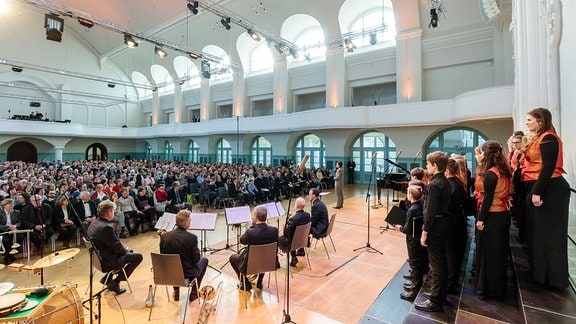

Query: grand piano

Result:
[376,159,410,204]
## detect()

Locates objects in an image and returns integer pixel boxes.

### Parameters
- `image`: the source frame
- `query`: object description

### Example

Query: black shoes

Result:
[333,206,342,209]
[173,291,180,301]
[414,299,443,312]
[403,281,418,291]
[119,232,127,239]
[107,280,126,295]
[403,275,413,280]
[400,290,417,301]
[296,249,305,257]
[3,255,16,265]
[290,257,298,267]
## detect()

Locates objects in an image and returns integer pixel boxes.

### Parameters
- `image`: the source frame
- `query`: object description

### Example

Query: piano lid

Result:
[384,158,410,175]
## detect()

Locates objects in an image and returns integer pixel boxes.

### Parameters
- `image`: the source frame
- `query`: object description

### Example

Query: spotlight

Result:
[274,43,284,54]
[221,17,231,30]
[429,8,439,28]
[304,53,311,63]
[45,13,64,42]
[188,52,200,60]
[155,45,167,58]
[107,82,116,88]
[289,47,298,59]
[11,66,23,73]
[247,29,260,41]
[369,32,377,45]
[124,34,138,48]
[345,39,356,52]
[77,17,94,28]
[187,1,199,15]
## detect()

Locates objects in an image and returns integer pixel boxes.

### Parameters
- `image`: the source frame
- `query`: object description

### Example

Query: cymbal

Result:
[33,248,80,268]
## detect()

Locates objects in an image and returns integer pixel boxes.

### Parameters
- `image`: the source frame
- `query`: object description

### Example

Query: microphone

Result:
[415,150,421,157]
[372,152,378,160]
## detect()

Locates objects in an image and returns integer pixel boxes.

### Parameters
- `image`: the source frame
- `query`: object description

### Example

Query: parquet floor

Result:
[0,185,408,323]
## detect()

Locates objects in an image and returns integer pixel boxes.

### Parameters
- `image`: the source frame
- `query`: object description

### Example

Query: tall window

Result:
[290,27,325,63]
[295,134,325,169]
[188,140,199,162]
[425,127,488,172]
[217,138,232,163]
[351,131,397,183]
[249,43,274,73]
[349,8,396,48]
[251,136,272,166]
[164,141,173,161]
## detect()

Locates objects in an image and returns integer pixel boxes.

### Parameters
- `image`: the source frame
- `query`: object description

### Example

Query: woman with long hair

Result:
[53,194,78,249]
[521,107,569,288]
[474,141,512,300]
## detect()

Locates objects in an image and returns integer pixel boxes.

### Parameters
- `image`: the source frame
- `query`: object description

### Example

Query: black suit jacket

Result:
[87,217,128,272]
[21,203,53,229]
[279,209,310,252]
[240,222,278,246]
[167,188,186,206]
[310,199,329,238]
[0,209,21,232]
[74,200,97,223]
[53,205,75,226]
[160,227,202,278]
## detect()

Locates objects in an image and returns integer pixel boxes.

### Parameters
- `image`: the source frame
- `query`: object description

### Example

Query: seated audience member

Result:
[21,194,54,253]
[53,194,78,248]
[279,197,311,267]
[159,210,209,301]
[87,200,143,295]
[229,205,278,291]
[117,187,145,236]
[167,181,190,213]
[73,191,97,235]
[0,199,23,264]
[135,187,156,226]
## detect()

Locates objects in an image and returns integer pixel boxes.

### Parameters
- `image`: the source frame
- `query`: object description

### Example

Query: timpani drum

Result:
[27,284,84,324]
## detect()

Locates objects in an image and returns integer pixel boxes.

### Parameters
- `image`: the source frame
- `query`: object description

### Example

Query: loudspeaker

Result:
[385,206,407,226]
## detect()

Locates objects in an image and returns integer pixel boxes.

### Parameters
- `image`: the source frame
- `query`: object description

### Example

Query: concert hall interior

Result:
[0,0,576,323]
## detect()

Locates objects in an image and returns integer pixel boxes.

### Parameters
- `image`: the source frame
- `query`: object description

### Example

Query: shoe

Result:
[403,281,416,290]
[333,206,342,209]
[414,299,443,312]
[129,230,138,236]
[173,291,180,301]
[296,249,305,257]
[400,290,417,301]
[119,232,127,239]
[189,292,198,302]
[107,281,126,295]
[290,258,298,267]
[403,275,413,280]
[423,291,432,298]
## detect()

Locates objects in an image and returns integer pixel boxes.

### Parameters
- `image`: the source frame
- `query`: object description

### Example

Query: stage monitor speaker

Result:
[385,205,407,226]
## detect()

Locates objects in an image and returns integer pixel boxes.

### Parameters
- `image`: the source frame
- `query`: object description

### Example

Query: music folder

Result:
[385,206,407,226]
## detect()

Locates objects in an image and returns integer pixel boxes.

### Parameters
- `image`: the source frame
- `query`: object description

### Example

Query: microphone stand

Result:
[353,156,382,255]
[34,198,46,285]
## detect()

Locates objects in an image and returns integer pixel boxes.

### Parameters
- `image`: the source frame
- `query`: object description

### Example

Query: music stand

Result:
[261,201,283,228]
[353,155,383,255]
[218,206,252,269]
[189,212,221,274]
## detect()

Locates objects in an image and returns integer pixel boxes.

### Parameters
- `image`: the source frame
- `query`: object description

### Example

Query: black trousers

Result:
[425,216,449,304]
[406,235,427,288]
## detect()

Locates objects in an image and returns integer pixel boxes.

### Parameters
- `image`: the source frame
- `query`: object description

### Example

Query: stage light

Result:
[369,32,377,45]
[429,8,439,28]
[45,13,64,42]
[155,45,167,58]
[107,82,116,88]
[221,17,231,30]
[77,17,94,28]
[188,52,200,60]
[187,1,199,15]
[289,47,298,59]
[345,39,356,52]
[124,34,138,48]
[274,43,284,54]
[247,29,260,41]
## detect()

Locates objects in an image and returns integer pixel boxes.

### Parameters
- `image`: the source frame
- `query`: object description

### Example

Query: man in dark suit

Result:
[0,198,22,264]
[159,209,209,302]
[87,200,143,295]
[21,194,54,253]
[279,197,310,267]
[229,205,278,291]
[167,181,189,213]
[74,191,97,235]
[308,188,329,239]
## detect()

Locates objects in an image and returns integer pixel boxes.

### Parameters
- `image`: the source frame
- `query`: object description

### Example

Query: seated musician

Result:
[1,199,23,264]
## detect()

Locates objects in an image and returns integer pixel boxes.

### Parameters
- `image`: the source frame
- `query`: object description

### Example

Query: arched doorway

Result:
[86,143,108,160]
[7,141,37,163]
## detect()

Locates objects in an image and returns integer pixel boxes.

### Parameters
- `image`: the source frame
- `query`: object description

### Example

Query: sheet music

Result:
[275,201,286,216]
[259,201,284,219]
[189,213,218,231]
[224,205,252,225]
[155,212,176,231]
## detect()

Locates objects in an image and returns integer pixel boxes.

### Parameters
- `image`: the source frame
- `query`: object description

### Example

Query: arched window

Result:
[251,136,272,166]
[295,134,325,169]
[290,27,325,64]
[351,131,397,183]
[188,140,199,162]
[164,141,173,161]
[349,8,396,48]
[249,43,274,73]
[217,138,232,163]
[424,127,488,172]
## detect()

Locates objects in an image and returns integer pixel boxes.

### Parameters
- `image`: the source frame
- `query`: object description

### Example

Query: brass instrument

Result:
[197,282,223,324]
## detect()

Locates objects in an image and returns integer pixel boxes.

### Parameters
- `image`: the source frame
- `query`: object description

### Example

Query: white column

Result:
[200,78,212,120]
[325,47,345,108]
[151,90,160,125]
[512,0,561,131]
[173,84,183,124]
[273,56,288,115]
[54,147,64,162]
[396,28,422,103]
[233,69,246,116]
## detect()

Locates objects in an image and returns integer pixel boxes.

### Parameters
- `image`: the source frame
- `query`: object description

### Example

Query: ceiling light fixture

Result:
[247,29,260,41]
[345,39,356,52]
[221,17,231,30]
[123,34,138,48]
[77,17,94,28]
[155,45,167,58]
[187,1,199,15]
[188,52,200,60]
